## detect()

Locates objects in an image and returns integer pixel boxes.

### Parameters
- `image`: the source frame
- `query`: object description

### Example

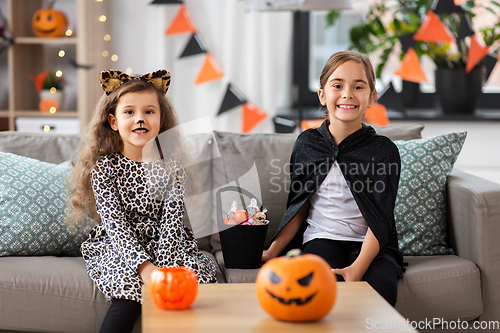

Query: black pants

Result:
[303,238,399,307]
[100,298,141,333]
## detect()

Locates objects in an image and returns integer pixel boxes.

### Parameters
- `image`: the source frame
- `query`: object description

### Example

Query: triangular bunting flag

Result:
[413,10,455,43]
[165,5,196,35]
[194,53,224,84]
[218,84,247,115]
[180,34,207,58]
[151,0,183,4]
[242,103,267,133]
[454,0,466,5]
[431,0,464,14]
[394,47,428,83]
[378,82,406,113]
[399,33,416,53]
[466,35,490,73]
[365,102,389,127]
[457,14,474,40]
[484,53,499,82]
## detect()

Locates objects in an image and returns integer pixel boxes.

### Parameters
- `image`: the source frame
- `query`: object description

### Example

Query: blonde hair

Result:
[66,79,198,228]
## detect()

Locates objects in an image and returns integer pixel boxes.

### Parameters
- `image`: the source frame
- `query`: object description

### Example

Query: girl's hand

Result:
[138,260,157,285]
[332,265,364,282]
[261,250,276,263]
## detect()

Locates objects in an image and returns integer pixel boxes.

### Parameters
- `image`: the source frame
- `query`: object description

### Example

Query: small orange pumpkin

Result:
[32,2,68,38]
[148,266,198,310]
[256,249,337,322]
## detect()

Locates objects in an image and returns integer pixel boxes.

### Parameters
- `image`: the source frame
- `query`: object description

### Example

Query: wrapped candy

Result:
[224,199,269,226]
[226,200,238,221]
[246,198,260,218]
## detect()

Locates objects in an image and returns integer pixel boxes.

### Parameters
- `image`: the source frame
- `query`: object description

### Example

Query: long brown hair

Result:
[66,79,198,228]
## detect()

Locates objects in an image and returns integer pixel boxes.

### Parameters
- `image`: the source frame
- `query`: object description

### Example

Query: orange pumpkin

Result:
[255,249,337,322]
[148,267,198,310]
[32,2,68,38]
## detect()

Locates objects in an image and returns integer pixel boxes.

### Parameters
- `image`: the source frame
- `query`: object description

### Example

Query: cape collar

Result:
[316,119,376,149]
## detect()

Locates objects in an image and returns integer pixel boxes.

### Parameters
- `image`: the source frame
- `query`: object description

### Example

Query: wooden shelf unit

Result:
[0,0,112,132]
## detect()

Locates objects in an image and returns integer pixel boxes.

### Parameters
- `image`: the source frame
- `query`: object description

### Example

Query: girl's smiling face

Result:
[108,90,161,161]
[318,60,376,126]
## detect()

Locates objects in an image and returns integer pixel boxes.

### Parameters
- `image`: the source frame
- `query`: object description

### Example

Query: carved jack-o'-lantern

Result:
[32,2,68,38]
[148,267,198,310]
[256,249,337,322]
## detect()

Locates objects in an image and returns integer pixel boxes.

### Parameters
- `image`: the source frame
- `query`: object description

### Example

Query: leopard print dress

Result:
[81,153,217,303]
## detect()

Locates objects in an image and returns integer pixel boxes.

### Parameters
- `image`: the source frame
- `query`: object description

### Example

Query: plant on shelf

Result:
[330,0,500,77]
[30,70,67,113]
[32,70,66,93]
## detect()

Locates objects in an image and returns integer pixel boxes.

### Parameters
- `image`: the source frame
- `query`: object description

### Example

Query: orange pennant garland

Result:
[194,53,224,85]
[413,10,454,43]
[365,102,389,127]
[454,0,466,5]
[165,5,196,35]
[242,102,267,133]
[466,35,490,73]
[394,47,428,83]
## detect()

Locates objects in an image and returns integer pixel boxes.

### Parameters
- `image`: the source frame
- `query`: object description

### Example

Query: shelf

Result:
[0,111,9,116]
[14,37,78,45]
[14,111,78,117]
[276,107,500,122]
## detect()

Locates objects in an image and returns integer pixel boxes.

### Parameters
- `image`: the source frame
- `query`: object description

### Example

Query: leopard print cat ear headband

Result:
[99,69,171,95]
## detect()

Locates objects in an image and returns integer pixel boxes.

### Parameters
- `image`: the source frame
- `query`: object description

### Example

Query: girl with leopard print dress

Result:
[67,70,217,333]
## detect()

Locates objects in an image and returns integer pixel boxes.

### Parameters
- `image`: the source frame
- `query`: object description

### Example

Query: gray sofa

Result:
[0,125,499,333]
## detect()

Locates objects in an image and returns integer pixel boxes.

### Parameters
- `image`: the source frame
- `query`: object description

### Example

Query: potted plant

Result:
[31,70,66,113]
[334,0,500,114]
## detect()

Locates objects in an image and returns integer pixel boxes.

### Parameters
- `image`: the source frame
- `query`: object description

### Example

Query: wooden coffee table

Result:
[143,282,417,332]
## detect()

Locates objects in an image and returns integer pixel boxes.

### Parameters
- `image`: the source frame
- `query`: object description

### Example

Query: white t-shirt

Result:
[303,160,368,243]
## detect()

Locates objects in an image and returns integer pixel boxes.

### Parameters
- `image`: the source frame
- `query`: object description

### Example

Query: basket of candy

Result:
[216,186,269,269]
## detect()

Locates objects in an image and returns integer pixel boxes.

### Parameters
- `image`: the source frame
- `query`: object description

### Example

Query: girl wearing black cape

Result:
[262,51,404,306]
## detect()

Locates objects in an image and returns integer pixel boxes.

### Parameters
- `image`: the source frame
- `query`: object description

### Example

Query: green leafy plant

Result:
[329,0,500,78]
[31,70,66,92]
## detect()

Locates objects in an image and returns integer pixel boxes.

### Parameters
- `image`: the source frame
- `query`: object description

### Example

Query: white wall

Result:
[109,0,293,133]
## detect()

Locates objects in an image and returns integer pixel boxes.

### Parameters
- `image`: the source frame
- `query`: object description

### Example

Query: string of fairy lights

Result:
[50,0,125,106]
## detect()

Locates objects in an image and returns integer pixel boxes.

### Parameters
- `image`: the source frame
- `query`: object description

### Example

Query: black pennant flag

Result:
[218,84,247,115]
[180,34,207,58]
[151,0,183,4]
[399,33,416,53]
[378,82,406,113]
[457,14,474,40]
[431,0,464,14]
[484,53,498,82]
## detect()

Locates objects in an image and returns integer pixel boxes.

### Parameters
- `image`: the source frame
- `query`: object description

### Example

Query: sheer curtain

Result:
[111,0,293,133]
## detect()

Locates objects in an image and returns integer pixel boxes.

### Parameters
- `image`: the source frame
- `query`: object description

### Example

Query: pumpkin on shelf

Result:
[148,266,199,310]
[255,249,337,322]
[31,1,68,38]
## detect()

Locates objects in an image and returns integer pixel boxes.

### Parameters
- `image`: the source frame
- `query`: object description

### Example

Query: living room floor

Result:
[392,120,500,184]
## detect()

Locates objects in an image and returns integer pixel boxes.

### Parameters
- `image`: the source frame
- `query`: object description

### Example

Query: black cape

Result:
[273,120,404,275]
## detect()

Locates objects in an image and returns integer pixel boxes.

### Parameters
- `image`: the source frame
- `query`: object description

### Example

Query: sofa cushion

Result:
[374,123,424,141]
[0,152,90,256]
[0,131,80,164]
[0,256,109,333]
[394,132,466,255]
[396,255,482,322]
